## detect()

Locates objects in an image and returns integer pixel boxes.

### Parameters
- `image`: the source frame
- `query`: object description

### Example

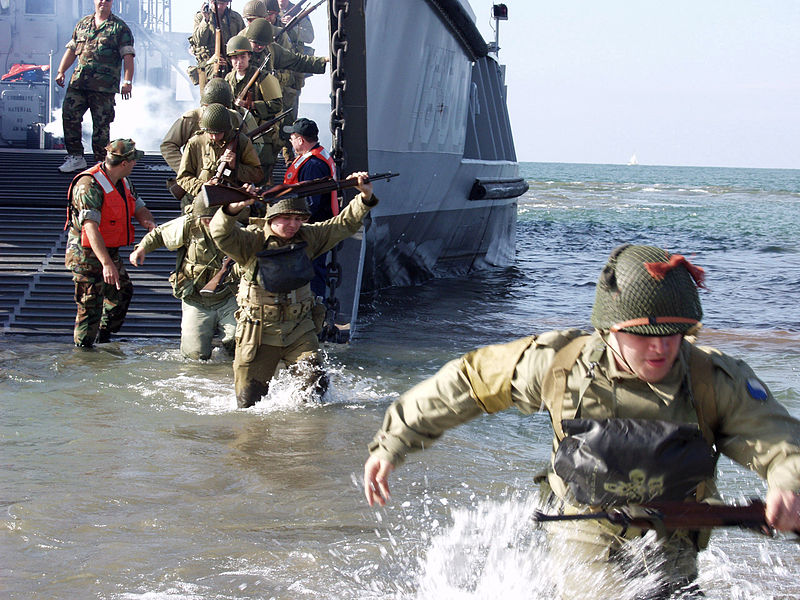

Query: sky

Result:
[170,1,800,169]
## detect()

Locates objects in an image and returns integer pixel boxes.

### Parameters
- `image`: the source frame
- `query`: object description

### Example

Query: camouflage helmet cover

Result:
[200,78,234,108]
[200,103,233,134]
[244,18,274,46]
[266,197,312,220]
[226,34,253,56]
[243,0,268,18]
[591,244,705,336]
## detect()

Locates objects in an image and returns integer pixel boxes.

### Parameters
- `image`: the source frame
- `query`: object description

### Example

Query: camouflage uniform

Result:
[62,14,134,161]
[209,192,378,407]
[134,204,238,360]
[175,129,263,199]
[189,8,246,82]
[160,107,243,173]
[65,167,145,347]
[368,247,800,599]
[224,66,283,183]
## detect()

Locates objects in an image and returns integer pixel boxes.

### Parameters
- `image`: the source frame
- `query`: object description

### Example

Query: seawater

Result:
[2,162,799,599]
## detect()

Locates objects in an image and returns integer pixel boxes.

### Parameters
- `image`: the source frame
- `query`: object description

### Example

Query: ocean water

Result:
[2,162,799,599]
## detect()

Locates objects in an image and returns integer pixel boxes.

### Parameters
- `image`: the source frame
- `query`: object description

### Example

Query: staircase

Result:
[0,149,183,338]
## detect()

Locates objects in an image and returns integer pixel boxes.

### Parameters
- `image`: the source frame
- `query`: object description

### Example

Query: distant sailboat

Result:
[627,153,639,166]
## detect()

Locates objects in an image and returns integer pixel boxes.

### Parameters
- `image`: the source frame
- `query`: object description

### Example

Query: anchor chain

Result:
[321,0,350,343]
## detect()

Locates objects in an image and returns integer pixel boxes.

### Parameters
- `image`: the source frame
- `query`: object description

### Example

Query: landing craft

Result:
[0,0,527,339]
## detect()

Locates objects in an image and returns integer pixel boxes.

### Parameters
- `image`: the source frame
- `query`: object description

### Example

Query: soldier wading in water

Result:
[210,172,377,408]
[364,244,800,599]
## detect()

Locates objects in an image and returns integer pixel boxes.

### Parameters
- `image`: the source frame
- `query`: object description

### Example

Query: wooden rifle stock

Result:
[234,53,272,109]
[201,171,400,208]
[533,500,771,534]
[212,2,225,78]
[200,256,235,295]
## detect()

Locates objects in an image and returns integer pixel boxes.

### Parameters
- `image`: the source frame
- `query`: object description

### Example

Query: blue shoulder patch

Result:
[746,377,768,402]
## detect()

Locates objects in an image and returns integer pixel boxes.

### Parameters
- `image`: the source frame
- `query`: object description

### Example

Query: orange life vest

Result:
[66,163,136,249]
[283,145,339,217]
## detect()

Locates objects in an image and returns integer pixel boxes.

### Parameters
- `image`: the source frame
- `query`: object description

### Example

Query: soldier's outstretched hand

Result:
[364,455,394,507]
[129,247,146,267]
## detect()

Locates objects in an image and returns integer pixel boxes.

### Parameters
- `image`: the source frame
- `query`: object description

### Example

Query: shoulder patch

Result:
[746,377,768,402]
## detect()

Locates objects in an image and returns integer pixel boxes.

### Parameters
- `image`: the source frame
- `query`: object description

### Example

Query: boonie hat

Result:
[591,244,705,336]
[283,118,318,139]
[105,139,144,162]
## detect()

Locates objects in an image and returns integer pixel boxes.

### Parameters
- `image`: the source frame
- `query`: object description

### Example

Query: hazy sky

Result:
[171,1,800,168]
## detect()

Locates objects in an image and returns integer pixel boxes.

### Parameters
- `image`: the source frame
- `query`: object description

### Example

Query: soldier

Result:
[282,118,336,298]
[224,35,283,184]
[129,197,238,360]
[55,0,135,173]
[176,102,263,204]
[159,78,243,175]
[363,244,800,598]
[209,172,377,408]
[241,18,327,164]
[189,0,245,88]
[277,0,315,135]
[242,0,268,24]
[65,139,155,348]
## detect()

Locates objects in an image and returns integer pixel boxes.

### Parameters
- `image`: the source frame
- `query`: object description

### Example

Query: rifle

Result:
[234,52,272,111]
[532,500,773,535]
[246,107,293,142]
[212,1,226,78]
[200,172,400,208]
[277,0,325,39]
[200,256,235,295]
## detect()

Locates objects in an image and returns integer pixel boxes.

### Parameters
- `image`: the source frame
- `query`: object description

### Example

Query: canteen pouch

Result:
[169,271,195,300]
[552,418,717,507]
[256,241,314,293]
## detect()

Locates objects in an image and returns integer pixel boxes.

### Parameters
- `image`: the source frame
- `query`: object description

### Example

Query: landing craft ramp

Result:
[0,149,183,337]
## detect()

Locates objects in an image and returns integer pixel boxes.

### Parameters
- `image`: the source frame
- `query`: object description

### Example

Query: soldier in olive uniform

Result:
[242,0,268,24]
[277,0,315,136]
[241,18,327,164]
[160,78,243,175]
[55,0,135,173]
[176,102,263,205]
[364,244,800,599]
[129,197,238,360]
[189,0,246,87]
[224,35,283,184]
[209,173,376,408]
[65,139,155,347]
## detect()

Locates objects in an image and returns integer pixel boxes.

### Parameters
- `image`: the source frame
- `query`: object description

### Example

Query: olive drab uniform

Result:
[134,209,238,360]
[62,14,134,161]
[368,329,800,599]
[209,192,378,408]
[224,66,283,184]
[160,107,243,173]
[176,130,263,207]
[64,166,144,347]
[280,0,314,119]
[189,7,246,85]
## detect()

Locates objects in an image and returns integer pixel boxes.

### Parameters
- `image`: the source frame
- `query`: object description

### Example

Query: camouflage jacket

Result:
[176,131,263,197]
[67,13,135,94]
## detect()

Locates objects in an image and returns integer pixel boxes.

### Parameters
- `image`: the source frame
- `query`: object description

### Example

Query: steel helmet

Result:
[200,78,234,108]
[200,103,233,134]
[243,0,267,18]
[266,197,311,220]
[245,18,274,46]
[191,194,220,218]
[591,244,705,335]
[226,35,253,56]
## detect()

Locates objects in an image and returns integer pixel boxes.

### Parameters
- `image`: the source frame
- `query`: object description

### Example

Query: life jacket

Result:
[66,163,136,249]
[283,145,339,218]
[541,335,719,506]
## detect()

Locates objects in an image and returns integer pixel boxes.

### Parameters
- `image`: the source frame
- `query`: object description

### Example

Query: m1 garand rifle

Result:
[199,255,235,295]
[200,172,400,208]
[531,499,788,537]
[212,1,227,79]
[276,0,325,39]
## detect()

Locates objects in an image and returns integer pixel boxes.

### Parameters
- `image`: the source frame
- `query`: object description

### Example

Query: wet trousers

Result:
[62,86,116,162]
[180,294,237,360]
[233,327,325,408]
[548,519,701,600]
[69,252,133,347]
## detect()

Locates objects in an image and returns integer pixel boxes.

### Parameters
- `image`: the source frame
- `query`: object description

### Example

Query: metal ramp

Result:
[0,149,183,338]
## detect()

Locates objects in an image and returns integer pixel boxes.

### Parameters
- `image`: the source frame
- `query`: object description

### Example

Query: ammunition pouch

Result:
[255,241,314,293]
[237,284,315,324]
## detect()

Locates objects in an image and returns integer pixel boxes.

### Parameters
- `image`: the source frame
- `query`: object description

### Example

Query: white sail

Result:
[628,154,639,166]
